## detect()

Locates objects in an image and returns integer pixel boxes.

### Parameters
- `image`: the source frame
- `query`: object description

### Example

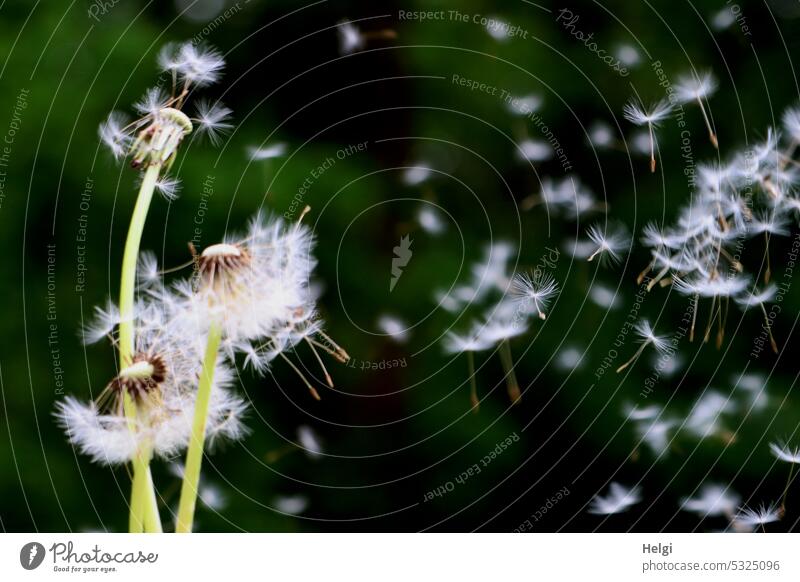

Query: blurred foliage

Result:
[1,0,800,532]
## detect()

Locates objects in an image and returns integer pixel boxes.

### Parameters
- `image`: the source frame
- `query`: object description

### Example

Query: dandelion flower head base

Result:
[130,107,193,170]
[110,353,167,402]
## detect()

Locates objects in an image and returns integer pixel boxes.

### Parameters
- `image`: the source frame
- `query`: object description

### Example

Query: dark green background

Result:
[1,0,799,532]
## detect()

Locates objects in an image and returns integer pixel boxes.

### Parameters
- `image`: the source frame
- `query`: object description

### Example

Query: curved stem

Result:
[119,162,163,533]
[176,320,223,533]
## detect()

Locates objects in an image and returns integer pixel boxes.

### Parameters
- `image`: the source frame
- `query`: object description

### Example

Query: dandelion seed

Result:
[193,100,233,146]
[274,495,309,515]
[681,483,741,518]
[589,283,620,310]
[733,503,781,530]
[623,98,672,172]
[506,93,542,116]
[617,319,669,373]
[336,19,396,54]
[586,223,631,265]
[517,138,553,162]
[134,87,169,117]
[173,42,226,88]
[588,482,641,515]
[770,440,800,464]
[98,112,131,160]
[297,425,324,459]
[686,390,735,439]
[553,346,583,372]
[675,71,719,147]
[614,44,641,68]
[402,164,432,186]
[511,271,559,319]
[736,284,779,353]
[153,175,182,201]
[247,142,287,161]
[377,314,410,343]
[782,106,800,143]
[710,8,736,30]
[587,121,615,149]
[417,206,446,235]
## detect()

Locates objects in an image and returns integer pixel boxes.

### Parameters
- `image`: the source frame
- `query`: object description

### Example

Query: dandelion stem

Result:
[119,162,162,533]
[176,320,223,533]
[467,351,479,412]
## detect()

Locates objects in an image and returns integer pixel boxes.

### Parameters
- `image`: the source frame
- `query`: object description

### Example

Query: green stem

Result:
[176,321,223,533]
[119,162,163,533]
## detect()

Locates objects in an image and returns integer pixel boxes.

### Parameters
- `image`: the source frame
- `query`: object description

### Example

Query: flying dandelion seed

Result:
[588,482,641,515]
[623,98,672,172]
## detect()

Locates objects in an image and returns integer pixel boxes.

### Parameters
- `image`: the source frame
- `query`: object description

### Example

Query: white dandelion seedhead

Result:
[769,440,800,464]
[100,41,229,169]
[588,482,642,515]
[681,483,741,518]
[297,425,324,459]
[675,70,718,103]
[59,298,249,466]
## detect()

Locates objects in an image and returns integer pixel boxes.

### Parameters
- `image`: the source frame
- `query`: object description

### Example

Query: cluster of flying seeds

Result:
[636,103,800,352]
[437,242,560,410]
[581,71,800,531]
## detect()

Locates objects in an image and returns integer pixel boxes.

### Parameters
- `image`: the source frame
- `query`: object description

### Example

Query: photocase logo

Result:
[389,235,413,292]
[19,542,46,570]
